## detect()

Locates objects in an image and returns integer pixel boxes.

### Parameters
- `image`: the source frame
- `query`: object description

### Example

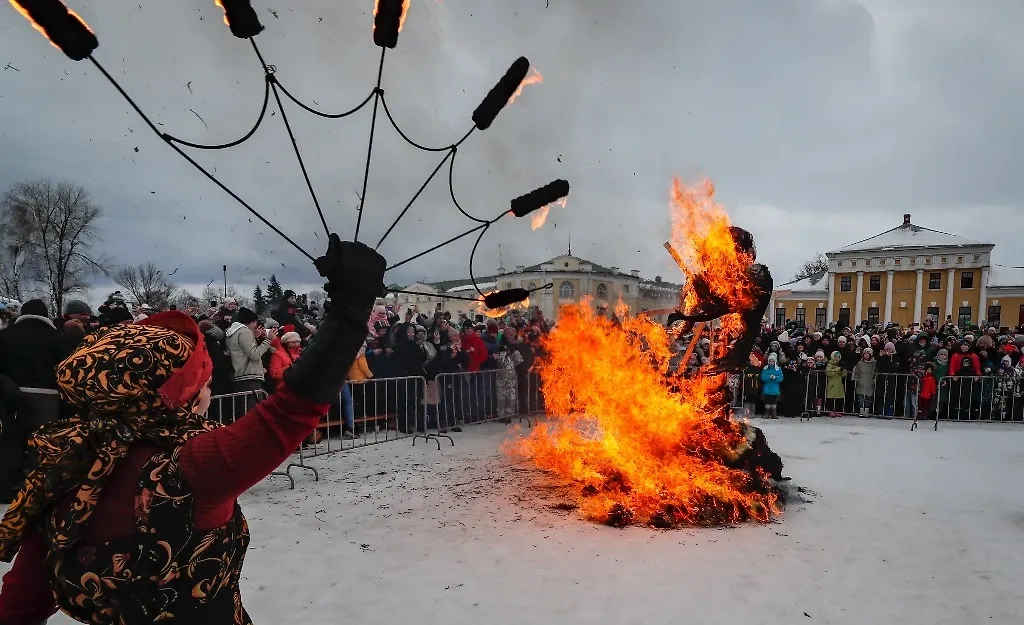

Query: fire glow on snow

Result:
[510,179,779,528]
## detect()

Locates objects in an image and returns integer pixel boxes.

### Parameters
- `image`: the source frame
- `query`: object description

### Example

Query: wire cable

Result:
[89,55,314,261]
[353,47,387,242]
[164,77,271,150]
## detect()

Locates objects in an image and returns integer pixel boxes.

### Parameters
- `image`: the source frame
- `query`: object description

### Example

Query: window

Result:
[867,307,880,326]
[869,275,881,291]
[815,308,826,328]
[928,272,941,290]
[795,308,806,328]
[851,260,857,268]
[596,283,607,299]
[894,258,902,266]
[956,256,964,263]
[623,284,629,294]
[960,271,974,289]
[973,254,980,262]
[987,305,1002,325]
[838,261,843,267]
[775,308,786,328]
[927,306,940,319]
[925,258,931,265]
[504,282,513,290]
[940,256,947,263]
[910,257,916,266]
[838,308,851,329]
[840,276,852,292]
[957,306,972,328]
[558,281,574,298]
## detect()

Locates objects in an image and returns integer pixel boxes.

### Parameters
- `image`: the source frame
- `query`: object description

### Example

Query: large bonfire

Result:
[511,178,781,528]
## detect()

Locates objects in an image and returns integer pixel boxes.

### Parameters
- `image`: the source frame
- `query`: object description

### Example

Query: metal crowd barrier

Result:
[286,376,428,482]
[425,370,537,441]
[930,375,1024,431]
[799,371,921,422]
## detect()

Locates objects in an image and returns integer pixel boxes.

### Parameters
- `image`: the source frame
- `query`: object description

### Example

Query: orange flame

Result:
[473,291,530,319]
[508,67,543,105]
[531,196,566,230]
[10,0,93,48]
[373,0,411,34]
[670,178,758,339]
[510,300,780,527]
[214,0,230,26]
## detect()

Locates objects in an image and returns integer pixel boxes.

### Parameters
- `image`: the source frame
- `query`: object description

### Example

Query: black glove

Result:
[283,235,386,404]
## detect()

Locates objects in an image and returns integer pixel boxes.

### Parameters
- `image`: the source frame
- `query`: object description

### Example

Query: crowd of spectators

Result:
[721,316,1024,421]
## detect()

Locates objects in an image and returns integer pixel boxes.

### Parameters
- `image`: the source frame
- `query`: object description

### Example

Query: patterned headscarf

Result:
[0,312,214,562]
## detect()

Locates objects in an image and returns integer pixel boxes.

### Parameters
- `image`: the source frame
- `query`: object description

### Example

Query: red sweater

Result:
[0,385,328,625]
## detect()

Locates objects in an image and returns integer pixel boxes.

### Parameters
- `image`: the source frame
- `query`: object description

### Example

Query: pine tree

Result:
[266,274,284,303]
[253,285,268,315]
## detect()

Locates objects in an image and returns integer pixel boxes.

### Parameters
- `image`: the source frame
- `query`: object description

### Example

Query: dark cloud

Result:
[1,0,1019,299]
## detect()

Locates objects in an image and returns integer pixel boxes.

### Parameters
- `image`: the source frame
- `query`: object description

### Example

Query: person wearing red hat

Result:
[0,235,385,624]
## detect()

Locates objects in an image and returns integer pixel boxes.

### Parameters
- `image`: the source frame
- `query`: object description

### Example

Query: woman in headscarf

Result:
[0,235,385,624]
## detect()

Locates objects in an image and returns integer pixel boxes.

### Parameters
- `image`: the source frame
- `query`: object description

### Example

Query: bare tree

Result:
[793,253,829,285]
[306,289,327,305]
[114,262,175,309]
[1,180,109,313]
[0,218,31,301]
[168,288,201,312]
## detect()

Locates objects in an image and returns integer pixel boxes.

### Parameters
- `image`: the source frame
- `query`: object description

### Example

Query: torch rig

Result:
[9,0,569,322]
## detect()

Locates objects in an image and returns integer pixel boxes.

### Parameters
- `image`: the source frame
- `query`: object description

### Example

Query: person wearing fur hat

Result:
[267,331,302,390]
[0,235,385,624]
[225,306,276,413]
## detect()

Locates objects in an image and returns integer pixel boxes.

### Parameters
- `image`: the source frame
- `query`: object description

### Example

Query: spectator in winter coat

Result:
[854,347,876,416]
[225,307,275,410]
[949,340,982,377]
[462,326,489,372]
[272,290,311,340]
[267,331,302,390]
[0,299,69,390]
[760,353,783,418]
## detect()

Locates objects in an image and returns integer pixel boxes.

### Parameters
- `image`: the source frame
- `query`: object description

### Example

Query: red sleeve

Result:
[949,353,962,374]
[180,385,329,530]
[971,355,982,376]
[0,529,57,625]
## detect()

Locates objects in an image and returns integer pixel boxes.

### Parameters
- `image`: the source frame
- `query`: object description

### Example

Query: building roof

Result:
[426,275,496,293]
[830,215,987,254]
[775,273,828,294]
[988,265,1024,288]
[447,281,496,294]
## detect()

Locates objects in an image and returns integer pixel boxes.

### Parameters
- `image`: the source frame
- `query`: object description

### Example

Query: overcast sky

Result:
[1,0,1022,304]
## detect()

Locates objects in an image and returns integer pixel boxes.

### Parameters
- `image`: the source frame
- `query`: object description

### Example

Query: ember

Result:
[511,178,783,528]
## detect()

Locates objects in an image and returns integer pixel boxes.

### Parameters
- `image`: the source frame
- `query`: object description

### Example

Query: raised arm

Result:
[180,235,385,524]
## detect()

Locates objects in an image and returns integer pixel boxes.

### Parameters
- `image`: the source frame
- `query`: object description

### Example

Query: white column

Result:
[914,269,924,324]
[884,270,895,324]
[854,272,864,325]
[826,273,836,324]
[945,268,956,322]
[978,267,990,325]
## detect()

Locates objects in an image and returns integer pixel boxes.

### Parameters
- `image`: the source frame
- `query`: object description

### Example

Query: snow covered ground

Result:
[5,417,1024,624]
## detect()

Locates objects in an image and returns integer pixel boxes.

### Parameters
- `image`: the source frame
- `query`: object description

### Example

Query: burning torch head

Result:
[729,226,756,261]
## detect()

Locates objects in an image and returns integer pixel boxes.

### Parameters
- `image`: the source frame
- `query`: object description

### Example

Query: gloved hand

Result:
[283,235,386,404]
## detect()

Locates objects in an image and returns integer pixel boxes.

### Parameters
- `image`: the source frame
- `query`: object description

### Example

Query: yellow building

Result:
[772,214,1024,330]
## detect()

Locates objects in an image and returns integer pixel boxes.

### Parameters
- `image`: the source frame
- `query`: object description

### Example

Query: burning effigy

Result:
[511,178,784,529]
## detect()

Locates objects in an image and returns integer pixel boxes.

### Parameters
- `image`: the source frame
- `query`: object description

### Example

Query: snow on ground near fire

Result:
[8,418,1023,625]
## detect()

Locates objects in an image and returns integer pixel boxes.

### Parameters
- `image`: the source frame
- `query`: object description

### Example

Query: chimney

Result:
[515,265,524,273]
[630,269,640,278]
[903,213,911,226]
[610,267,619,274]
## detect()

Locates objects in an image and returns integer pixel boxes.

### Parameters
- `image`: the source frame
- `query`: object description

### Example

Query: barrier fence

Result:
[930,375,1024,430]
[207,389,296,488]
